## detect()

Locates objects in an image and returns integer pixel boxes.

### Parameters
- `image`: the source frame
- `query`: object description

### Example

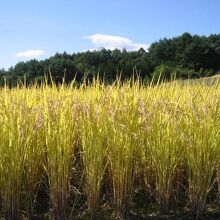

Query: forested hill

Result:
[1,32,220,86]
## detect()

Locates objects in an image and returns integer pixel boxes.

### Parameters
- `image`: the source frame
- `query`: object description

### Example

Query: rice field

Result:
[0,79,220,219]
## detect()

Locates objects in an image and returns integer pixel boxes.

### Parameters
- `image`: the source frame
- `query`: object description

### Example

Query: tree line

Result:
[1,32,220,86]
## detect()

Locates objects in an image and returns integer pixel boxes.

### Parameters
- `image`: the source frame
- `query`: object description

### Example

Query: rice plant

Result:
[80,99,108,212]
[184,87,220,218]
[145,99,185,213]
[0,87,30,219]
[106,85,142,218]
[42,85,77,220]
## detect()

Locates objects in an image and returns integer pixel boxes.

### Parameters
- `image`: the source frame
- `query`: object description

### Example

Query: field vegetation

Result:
[0,78,220,219]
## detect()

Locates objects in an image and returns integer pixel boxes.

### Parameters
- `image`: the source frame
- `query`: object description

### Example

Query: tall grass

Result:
[79,88,108,212]
[105,84,142,217]
[148,101,184,213]
[42,85,77,220]
[183,86,220,218]
[0,79,220,219]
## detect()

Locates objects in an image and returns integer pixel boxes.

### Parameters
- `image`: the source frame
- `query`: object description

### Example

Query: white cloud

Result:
[15,49,45,58]
[84,34,149,51]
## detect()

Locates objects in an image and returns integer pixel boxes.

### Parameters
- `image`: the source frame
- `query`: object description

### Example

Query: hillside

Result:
[1,32,220,86]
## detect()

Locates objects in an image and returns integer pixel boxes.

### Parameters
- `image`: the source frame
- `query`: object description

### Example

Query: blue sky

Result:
[1,0,220,69]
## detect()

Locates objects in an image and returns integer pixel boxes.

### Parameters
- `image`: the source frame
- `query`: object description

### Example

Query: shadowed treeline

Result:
[0,32,220,86]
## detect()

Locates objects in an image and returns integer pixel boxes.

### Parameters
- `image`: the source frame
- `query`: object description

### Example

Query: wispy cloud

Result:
[15,49,45,58]
[84,34,149,51]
